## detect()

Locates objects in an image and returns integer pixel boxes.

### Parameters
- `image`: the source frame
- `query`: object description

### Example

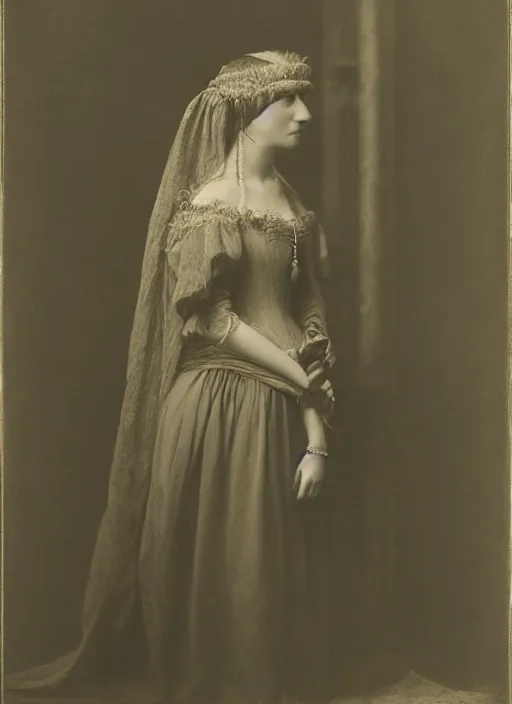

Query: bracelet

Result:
[306,445,328,459]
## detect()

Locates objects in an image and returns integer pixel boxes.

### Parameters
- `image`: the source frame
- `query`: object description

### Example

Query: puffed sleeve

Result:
[293,221,335,370]
[165,209,243,344]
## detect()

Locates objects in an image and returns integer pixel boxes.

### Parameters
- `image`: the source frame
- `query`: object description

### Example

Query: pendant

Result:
[291,258,300,283]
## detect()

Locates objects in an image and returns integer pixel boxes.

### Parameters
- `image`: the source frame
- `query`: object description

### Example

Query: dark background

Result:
[395,1,509,689]
[4,0,509,696]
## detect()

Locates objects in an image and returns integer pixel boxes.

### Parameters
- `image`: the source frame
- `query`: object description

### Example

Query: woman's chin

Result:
[282,134,302,149]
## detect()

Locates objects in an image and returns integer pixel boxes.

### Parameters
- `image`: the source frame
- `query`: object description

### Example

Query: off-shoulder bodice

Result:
[167,198,318,351]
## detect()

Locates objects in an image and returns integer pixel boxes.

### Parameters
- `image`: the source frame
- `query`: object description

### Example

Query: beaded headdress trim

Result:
[206,51,313,101]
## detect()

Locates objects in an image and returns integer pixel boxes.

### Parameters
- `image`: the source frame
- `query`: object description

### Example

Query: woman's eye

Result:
[283,93,296,105]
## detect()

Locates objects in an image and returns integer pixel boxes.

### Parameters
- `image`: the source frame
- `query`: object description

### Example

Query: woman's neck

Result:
[224,132,277,186]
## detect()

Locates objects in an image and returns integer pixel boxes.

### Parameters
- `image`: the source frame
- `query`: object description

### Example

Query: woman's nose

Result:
[294,97,312,123]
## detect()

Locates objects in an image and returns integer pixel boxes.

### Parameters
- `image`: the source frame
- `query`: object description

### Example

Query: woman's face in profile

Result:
[246,93,312,150]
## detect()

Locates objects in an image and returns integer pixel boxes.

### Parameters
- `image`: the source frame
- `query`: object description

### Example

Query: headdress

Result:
[8,51,315,689]
[207,50,312,101]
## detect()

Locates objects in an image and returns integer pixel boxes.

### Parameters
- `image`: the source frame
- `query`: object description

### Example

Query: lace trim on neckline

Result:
[174,191,315,229]
[166,194,317,250]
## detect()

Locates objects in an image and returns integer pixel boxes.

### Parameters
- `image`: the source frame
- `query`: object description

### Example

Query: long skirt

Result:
[138,366,333,704]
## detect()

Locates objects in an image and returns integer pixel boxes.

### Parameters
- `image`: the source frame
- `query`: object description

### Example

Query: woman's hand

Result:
[306,358,324,386]
[305,360,335,404]
[293,452,326,500]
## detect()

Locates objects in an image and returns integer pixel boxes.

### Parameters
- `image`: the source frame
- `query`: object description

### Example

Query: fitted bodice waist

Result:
[179,343,303,398]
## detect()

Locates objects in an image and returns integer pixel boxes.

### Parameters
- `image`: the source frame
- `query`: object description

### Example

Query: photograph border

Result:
[0,2,509,701]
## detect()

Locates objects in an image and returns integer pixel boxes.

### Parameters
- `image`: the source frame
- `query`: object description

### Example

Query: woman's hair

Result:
[220,52,286,155]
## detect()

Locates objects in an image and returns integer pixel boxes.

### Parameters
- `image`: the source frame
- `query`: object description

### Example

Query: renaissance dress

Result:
[7,189,336,704]
[139,195,335,704]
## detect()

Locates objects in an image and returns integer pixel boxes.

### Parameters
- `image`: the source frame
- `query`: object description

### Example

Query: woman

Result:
[7,50,336,704]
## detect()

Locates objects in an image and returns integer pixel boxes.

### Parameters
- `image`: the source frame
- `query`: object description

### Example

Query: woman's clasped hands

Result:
[305,358,334,404]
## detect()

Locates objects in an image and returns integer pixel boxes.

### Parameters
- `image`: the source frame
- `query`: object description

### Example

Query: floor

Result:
[330,671,506,704]
[4,672,507,704]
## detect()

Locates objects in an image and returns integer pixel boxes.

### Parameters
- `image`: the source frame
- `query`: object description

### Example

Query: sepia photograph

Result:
[2,2,510,704]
